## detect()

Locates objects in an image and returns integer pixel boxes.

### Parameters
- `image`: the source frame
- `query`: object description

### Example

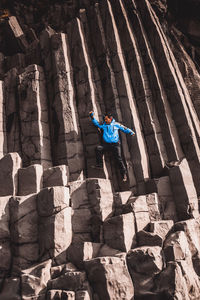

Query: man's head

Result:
[104,113,113,124]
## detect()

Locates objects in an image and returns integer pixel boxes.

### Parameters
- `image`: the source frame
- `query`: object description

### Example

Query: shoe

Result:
[91,165,103,170]
[122,174,127,182]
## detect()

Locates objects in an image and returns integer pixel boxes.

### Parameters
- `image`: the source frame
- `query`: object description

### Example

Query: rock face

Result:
[0,0,200,299]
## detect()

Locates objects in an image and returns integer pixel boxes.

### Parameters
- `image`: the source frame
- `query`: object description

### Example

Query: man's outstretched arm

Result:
[89,111,103,129]
[117,123,135,136]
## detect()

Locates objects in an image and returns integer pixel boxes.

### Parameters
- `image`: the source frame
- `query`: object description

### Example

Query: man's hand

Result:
[131,132,135,136]
[89,111,94,119]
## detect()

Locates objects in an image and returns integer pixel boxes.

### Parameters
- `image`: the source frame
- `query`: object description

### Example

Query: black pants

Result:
[95,143,126,176]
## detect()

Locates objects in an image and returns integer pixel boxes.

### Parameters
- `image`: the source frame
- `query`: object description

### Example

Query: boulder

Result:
[127,246,163,296]
[164,231,191,262]
[84,256,134,300]
[155,261,200,299]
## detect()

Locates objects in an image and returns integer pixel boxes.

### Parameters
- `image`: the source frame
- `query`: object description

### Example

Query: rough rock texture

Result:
[0,0,200,299]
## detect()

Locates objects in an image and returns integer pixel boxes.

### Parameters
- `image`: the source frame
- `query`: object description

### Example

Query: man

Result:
[89,111,135,182]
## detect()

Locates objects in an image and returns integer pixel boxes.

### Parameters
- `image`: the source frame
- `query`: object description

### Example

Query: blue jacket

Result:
[90,115,135,143]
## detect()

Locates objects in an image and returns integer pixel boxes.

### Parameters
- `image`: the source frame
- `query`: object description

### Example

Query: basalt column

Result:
[86,4,137,188]
[95,0,150,184]
[4,68,21,156]
[18,64,52,168]
[66,17,111,181]
[134,0,200,193]
[50,33,85,181]
[0,81,7,158]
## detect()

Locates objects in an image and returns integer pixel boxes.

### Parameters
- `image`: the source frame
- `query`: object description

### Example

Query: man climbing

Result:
[89,111,135,182]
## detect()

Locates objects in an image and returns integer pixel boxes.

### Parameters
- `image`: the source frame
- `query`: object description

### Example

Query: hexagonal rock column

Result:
[0,152,22,196]
[145,176,178,222]
[18,64,52,168]
[43,165,69,188]
[169,158,199,220]
[18,164,43,196]
[50,33,84,181]
[120,195,150,232]
[37,186,72,263]
[69,180,92,243]
[87,178,115,243]
[0,196,11,279]
[0,81,7,158]
[9,194,39,272]
[103,212,136,252]
[84,256,134,300]
[135,0,200,193]
[87,178,114,221]
[3,68,21,155]
[127,246,163,297]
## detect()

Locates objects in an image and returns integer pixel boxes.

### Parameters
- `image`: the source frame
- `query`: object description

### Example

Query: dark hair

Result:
[103,113,113,121]
[105,112,112,118]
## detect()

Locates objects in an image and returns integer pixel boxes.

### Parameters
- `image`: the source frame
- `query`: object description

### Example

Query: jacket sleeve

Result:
[117,123,135,135]
[90,116,104,129]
